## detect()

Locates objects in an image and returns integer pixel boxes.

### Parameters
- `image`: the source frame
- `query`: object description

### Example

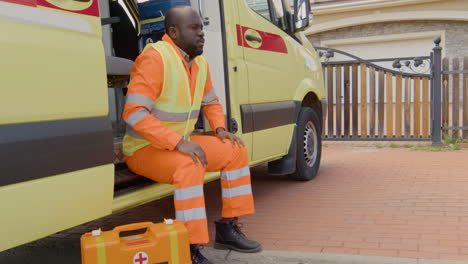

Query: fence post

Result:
[431,37,443,146]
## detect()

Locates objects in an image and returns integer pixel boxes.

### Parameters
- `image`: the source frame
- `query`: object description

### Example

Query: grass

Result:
[357,131,467,151]
[324,134,467,151]
[388,143,413,149]
[443,131,468,144]
[410,142,461,152]
[370,138,464,152]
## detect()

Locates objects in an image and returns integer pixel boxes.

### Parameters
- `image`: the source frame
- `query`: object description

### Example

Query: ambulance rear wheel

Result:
[289,107,322,181]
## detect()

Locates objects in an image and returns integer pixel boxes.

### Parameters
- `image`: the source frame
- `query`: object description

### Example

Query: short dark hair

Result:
[164,5,189,33]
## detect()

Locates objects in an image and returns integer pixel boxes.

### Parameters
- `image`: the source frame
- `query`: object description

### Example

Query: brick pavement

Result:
[57,144,468,261]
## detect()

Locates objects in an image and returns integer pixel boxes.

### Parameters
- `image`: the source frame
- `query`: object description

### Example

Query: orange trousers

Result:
[125,135,255,244]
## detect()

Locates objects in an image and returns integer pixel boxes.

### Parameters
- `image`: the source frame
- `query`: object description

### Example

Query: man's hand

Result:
[216,128,245,147]
[176,139,208,167]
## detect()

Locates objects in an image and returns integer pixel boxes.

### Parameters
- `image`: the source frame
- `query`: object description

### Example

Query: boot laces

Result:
[231,221,247,239]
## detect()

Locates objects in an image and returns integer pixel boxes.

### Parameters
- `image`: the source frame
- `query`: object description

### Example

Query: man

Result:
[122,5,262,264]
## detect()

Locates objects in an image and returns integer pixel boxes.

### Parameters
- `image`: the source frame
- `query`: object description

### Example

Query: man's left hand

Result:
[216,128,245,147]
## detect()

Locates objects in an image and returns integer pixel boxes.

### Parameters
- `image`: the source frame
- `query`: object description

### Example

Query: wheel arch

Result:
[268,92,323,176]
[293,76,324,124]
[301,92,323,129]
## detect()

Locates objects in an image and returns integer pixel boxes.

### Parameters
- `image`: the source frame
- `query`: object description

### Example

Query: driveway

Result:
[2,143,468,263]
[230,143,468,261]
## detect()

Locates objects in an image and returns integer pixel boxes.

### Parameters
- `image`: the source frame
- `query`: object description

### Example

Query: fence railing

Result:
[442,57,468,140]
[317,47,432,141]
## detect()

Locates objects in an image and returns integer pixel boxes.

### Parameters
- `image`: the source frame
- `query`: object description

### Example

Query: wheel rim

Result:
[303,121,318,167]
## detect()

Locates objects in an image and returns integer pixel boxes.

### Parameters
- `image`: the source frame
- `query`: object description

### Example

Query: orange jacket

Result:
[123,34,226,151]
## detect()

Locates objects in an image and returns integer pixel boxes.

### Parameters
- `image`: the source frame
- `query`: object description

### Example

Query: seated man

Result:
[122,6,262,264]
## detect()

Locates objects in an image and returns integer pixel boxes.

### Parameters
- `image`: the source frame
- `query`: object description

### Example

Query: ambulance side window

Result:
[270,0,287,31]
[246,0,272,21]
[246,0,287,31]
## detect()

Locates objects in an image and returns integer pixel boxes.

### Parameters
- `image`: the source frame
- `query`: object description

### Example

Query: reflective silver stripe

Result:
[126,108,149,127]
[151,109,188,122]
[222,184,252,198]
[125,125,145,139]
[175,207,207,222]
[0,1,92,33]
[221,166,250,181]
[190,110,200,119]
[202,89,217,103]
[151,109,200,122]
[174,185,204,200]
[126,126,191,140]
[126,93,154,110]
[202,98,220,106]
[183,132,192,140]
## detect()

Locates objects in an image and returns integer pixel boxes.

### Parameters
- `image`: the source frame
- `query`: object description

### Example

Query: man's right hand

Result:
[176,139,208,167]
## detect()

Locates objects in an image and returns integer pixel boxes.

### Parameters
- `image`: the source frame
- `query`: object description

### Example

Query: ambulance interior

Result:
[99,0,221,195]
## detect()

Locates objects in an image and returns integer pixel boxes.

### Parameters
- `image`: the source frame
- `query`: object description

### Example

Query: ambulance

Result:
[0,0,325,251]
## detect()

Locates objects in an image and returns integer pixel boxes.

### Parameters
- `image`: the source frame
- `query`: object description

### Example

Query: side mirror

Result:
[293,0,311,32]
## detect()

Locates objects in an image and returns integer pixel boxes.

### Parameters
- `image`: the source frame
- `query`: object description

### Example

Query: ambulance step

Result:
[114,164,152,194]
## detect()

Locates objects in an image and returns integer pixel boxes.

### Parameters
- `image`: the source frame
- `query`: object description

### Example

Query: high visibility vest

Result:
[123,41,208,156]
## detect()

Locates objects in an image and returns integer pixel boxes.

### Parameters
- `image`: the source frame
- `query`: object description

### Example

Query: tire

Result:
[288,107,322,181]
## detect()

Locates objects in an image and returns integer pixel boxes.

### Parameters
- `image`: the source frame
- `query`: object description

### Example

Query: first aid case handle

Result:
[113,222,154,234]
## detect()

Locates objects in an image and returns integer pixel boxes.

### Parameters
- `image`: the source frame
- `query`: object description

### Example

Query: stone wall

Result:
[307,21,468,58]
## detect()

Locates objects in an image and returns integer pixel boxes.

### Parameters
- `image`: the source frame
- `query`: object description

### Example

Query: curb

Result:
[202,247,468,264]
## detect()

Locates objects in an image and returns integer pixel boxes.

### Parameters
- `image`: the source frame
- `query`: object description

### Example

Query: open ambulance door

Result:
[195,0,254,158]
[0,0,113,252]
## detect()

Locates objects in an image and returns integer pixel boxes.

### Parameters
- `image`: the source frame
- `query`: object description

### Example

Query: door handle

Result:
[101,17,120,26]
[72,0,91,2]
[245,34,262,43]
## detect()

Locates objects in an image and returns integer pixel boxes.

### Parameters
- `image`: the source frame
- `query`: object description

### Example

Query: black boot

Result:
[190,244,213,264]
[214,218,262,253]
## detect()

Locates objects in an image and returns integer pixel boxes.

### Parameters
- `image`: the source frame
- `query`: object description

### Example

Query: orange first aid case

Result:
[81,220,191,264]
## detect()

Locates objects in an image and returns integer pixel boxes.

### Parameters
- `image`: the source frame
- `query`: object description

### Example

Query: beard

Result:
[187,44,203,59]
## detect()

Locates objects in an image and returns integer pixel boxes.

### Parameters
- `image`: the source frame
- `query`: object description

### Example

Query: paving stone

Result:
[51,144,468,261]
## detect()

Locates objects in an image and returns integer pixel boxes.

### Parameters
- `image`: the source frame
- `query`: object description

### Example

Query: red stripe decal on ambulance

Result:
[236,24,244,46]
[2,0,37,7]
[236,24,288,54]
[37,0,99,17]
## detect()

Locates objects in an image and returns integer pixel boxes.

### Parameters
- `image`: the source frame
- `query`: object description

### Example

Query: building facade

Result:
[306,0,468,61]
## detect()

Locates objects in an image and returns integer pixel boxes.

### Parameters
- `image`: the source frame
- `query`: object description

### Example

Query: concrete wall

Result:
[307,21,468,59]
[308,0,468,27]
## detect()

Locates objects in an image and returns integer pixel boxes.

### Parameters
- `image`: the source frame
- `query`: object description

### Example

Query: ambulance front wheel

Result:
[289,107,322,181]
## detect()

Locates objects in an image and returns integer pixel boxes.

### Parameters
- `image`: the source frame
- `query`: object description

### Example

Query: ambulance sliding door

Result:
[191,0,227,120]
[0,0,113,251]
[192,0,253,158]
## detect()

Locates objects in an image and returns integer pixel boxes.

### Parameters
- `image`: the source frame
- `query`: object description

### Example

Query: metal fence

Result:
[317,47,432,142]
[442,57,468,140]
[317,37,463,145]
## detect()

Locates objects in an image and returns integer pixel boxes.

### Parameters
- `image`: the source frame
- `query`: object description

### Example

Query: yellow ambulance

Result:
[0,0,325,251]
